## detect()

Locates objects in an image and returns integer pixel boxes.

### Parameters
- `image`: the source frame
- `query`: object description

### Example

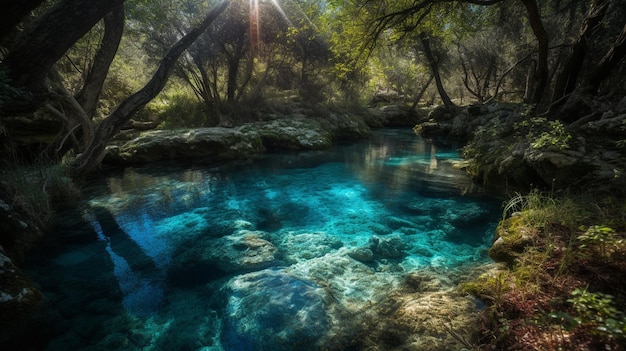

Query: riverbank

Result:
[414,99,626,350]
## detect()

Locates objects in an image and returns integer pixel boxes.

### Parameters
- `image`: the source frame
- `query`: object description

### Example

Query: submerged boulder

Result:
[220,268,330,351]
[209,231,279,273]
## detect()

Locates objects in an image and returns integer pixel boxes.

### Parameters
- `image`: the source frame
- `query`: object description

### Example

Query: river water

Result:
[20,129,501,350]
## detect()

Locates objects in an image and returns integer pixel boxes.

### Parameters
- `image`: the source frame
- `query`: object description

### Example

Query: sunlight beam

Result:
[249,0,261,56]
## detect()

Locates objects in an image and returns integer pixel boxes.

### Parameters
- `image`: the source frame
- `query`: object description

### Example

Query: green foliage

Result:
[150,94,215,129]
[0,162,80,227]
[515,117,572,150]
[555,288,626,342]
[577,225,624,262]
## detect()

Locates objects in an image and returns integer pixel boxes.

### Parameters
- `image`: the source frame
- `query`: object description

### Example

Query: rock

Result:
[220,268,330,351]
[207,230,278,273]
[245,118,333,151]
[403,270,444,292]
[168,230,278,287]
[273,231,343,264]
[0,245,43,343]
[445,202,491,227]
[322,112,372,139]
[617,96,626,114]
[385,216,418,231]
[369,235,409,259]
[523,148,594,186]
[373,104,421,127]
[347,247,375,263]
[428,105,458,121]
[106,127,266,163]
[488,216,534,266]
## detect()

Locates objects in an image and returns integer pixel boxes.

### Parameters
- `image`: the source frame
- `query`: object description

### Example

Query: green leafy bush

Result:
[515,117,572,150]
[558,288,626,342]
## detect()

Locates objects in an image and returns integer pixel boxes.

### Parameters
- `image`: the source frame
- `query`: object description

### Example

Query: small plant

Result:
[568,288,626,341]
[515,117,572,150]
[577,225,624,262]
[1,162,80,228]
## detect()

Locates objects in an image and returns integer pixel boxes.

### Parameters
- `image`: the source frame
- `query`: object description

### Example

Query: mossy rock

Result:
[488,216,534,266]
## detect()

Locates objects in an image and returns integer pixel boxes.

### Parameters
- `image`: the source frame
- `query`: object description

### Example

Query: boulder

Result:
[273,231,343,264]
[106,127,265,163]
[488,216,534,266]
[243,117,333,151]
[523,148,595,187]
[220,268,330,351]
[106,115,373,164]
[205,230,278,274]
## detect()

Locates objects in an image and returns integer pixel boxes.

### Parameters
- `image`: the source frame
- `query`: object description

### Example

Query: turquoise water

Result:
[20,129,500,350]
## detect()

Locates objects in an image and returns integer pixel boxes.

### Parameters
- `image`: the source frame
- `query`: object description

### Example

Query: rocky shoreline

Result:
[415,98,626,195]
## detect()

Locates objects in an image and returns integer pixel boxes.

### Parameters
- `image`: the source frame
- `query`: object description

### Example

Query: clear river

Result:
[21,129,501,350]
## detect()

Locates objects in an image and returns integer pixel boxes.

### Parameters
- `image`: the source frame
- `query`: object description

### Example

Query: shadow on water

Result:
[18,129,502,351]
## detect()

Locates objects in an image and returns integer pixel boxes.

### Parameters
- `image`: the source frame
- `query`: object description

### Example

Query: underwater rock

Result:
[445,202,491,227]
[273,231,343,264]
[207,230,278,274]
[347,247,375,263]
[369,235,410,259]
[385,216,419,231]
[403,270,444,292]
[221,268,330,351]
[168,230,278,287]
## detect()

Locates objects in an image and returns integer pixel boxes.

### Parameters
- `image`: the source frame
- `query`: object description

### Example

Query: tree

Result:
[0,0,126,114]
[71,1,230,176]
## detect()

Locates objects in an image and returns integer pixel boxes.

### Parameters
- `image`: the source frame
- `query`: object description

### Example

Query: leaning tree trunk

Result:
[0,0,126,114]
[76,4,125,120]
[71,1,230,177]
[520,0,549,105]
[551,0,608,102]
[419,33,455,108]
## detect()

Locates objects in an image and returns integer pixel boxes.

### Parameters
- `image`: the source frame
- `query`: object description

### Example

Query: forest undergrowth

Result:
[463,190,626,350]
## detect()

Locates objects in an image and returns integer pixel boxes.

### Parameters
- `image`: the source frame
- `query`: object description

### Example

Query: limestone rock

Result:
[273,231,343,264]
[206,230,278,274]
[244,118,333,151]
[107,127,265,163]
[221,268,330,351]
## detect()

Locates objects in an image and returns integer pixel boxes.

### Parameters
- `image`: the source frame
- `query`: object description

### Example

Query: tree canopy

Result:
[1,0,625,174]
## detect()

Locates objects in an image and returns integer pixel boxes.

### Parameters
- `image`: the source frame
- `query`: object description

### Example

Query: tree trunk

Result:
[520,0,549,105]
[411,75,434,109]
[0,0,46,42]
[582,22,626,95]
[71,1,230,177]
[76,4,125,120]
[227,57,240,103]
[551,0,608,102]
[1,0,126,114]
[419,33,455,108]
